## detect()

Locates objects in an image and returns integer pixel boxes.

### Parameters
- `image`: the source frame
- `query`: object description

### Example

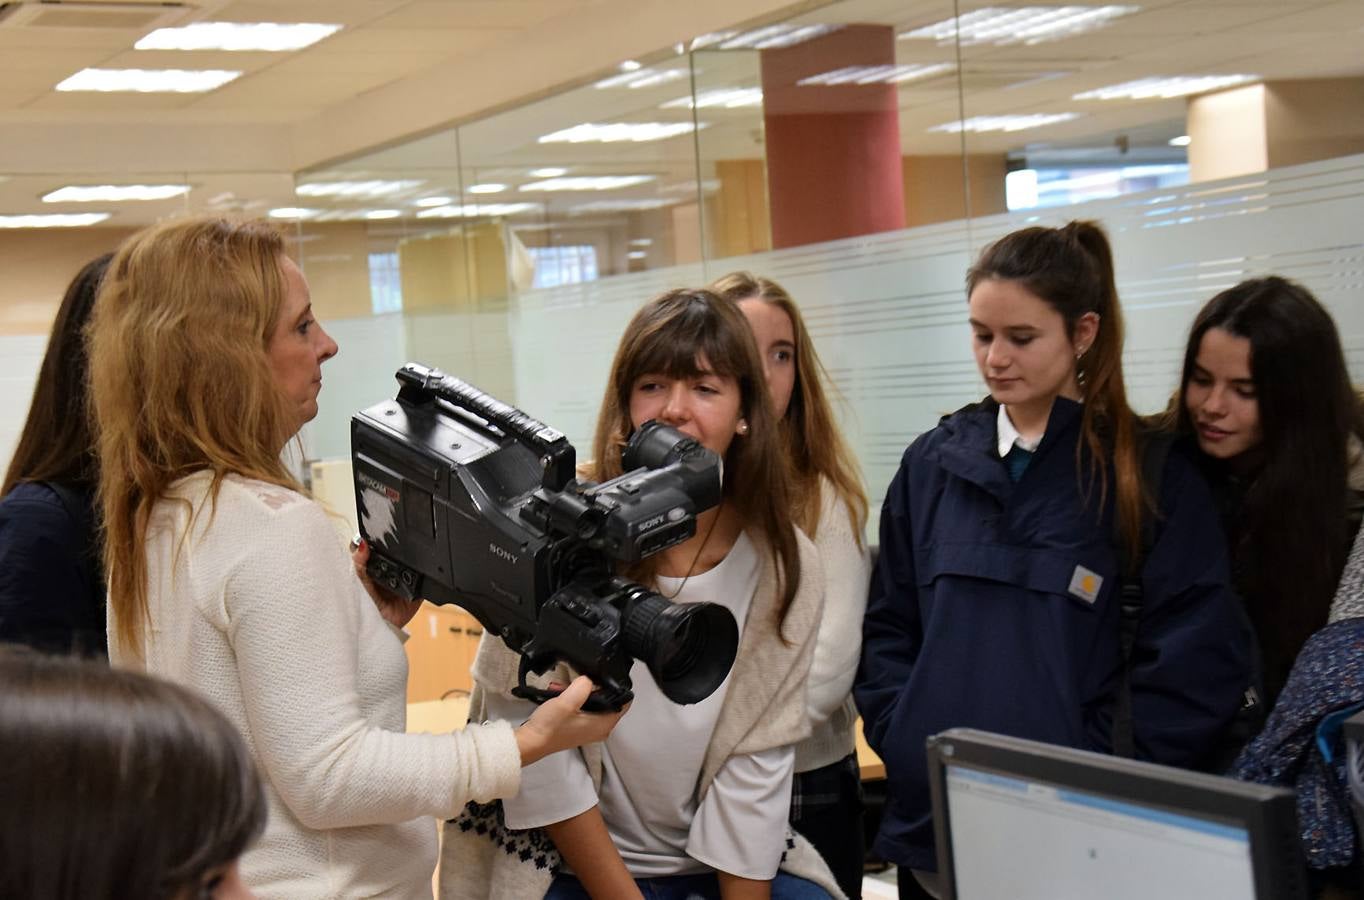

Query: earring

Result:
[736,420,750,436]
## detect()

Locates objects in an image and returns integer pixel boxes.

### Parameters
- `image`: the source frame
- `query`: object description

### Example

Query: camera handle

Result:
[394,363,578,491]
[511,657,634,713]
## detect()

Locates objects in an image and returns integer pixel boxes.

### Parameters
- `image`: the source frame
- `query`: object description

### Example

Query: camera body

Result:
[351,363,738,711]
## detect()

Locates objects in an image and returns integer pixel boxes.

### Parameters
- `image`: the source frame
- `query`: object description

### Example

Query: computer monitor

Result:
[927,728,1307,900]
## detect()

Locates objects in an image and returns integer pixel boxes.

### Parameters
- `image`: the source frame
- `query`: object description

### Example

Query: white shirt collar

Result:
[997,404,1042,458]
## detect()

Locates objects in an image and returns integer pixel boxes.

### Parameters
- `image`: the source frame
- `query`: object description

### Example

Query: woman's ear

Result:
[1074,311,1101,358]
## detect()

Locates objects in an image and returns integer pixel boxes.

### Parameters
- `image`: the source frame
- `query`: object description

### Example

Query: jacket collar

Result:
[936,396,1085,499]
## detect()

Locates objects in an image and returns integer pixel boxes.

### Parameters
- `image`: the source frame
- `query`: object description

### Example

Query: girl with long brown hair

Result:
[87,216,620,898]
[711,271,871,900]
[855,221,1254,898]
[453,288,840,899]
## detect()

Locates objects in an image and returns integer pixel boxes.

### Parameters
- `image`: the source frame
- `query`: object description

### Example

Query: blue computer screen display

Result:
[945,764,1256,900]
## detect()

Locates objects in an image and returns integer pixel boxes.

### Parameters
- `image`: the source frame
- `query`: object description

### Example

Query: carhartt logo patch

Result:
[1068,565,1103,604]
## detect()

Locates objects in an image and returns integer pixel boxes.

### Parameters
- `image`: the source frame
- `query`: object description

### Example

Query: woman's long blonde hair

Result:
[709,272,868,543]
[88,217,302,657]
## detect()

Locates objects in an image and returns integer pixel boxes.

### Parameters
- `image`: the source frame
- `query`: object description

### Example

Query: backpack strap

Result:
[1111,432,1174,759]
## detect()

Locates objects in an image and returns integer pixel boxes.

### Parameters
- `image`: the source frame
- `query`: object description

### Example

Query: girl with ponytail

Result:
[855,221,1254,898]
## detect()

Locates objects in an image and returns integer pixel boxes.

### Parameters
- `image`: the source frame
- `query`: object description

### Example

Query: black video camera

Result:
[350,363,740,712]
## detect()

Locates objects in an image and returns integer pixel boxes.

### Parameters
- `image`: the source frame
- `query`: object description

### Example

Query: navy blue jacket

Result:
[854,398,1253,870]
[0,481,105,655]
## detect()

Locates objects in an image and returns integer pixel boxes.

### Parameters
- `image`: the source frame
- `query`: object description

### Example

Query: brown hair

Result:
[2,253,112,496]
[710,271,868,543]
[967,221,1145,555]
[88,217,302,658]
[0,649,265,900]
[590,288,802,624]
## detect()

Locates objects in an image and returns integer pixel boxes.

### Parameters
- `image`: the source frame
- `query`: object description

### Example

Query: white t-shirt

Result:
[489,531,796,880]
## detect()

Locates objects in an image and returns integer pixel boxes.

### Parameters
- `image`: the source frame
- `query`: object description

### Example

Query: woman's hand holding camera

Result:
[515,676,627,766]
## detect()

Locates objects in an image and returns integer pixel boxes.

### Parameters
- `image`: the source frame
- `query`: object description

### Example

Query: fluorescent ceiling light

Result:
[595,67,689,90]
[929,113,1080,133]
[415,203,539,219]
[295,180,424,198]
[798,63,954,86]
[467,183,507,194]
[520,176,656,192]
[901,6,1139,46]
[1074,74,1258,100]
[56,68,242,93]
[135,22,341,52]
[43,184,189,203]
[0,213,111,228]
[529,168,567,178]
[627,251,648,260]
[620,60,642,72]
[539,122,702,144]
[1169,134,1192,147]
[661,88,763,109]
[691,24,837,50]
[268,207,320,220]
[630,238,654,247]
[414,196,454,207]
[365,209,402,220]
[569,199,675,214]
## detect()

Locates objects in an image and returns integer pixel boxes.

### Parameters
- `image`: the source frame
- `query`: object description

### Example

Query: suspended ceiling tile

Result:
[208,0,408,27]
[318,26,505,54]
[270,48,450,76]
[373,1,590,30]
[190,70,402,108]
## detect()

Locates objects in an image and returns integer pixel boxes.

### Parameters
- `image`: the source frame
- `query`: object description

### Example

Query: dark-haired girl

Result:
[855,221,1253,896]
[1169,276,1364,704]
[0,649,266,900]
[0,253,111,656]
[450,288,840,899]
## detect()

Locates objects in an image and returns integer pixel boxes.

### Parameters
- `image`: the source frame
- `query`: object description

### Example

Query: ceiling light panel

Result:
[661,88,763,109]
[798,63,955,86]
[691,24,837,51]
[467,183,507,194]
[519,176,656,192]
[569,199,675,214]
[43,184,190,203]
[268,207,320,219]
[529,168,567,178]
[0,213,111,229]
[56,68,243,93]
[901,6,1139,46]
[929,113,1080,133]
[1074,74,1258,100]
[295,180,425,198]
[595,68,689,90]
[1169,135,1192,147]
[414,196,454,207]
[538,123,702,144]
[415,203,539,219]
[135,22,343,52]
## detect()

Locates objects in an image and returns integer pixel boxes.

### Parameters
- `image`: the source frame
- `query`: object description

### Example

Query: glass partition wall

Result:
[285,0,1364,518]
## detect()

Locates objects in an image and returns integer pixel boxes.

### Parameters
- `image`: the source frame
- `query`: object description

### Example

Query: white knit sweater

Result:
[795,479,872,772]
[108,472,522,899]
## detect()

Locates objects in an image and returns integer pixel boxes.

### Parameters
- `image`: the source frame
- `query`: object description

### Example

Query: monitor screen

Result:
[928,729,1307,900]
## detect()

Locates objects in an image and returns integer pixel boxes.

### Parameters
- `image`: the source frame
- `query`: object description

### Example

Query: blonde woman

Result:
[87,217,620,899]
[711,272,871,900]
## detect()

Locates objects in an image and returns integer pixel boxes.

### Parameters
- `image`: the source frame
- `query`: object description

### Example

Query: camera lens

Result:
[620,590,739,705]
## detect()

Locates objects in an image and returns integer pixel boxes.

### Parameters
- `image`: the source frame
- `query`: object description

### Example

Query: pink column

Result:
[761,24,907,249]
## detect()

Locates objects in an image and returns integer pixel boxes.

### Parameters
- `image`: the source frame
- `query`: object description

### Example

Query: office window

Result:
[528,245,598,289]
[368,251,403,314]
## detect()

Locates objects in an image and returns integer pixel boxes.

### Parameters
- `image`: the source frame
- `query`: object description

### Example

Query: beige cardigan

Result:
[438,529,846,900]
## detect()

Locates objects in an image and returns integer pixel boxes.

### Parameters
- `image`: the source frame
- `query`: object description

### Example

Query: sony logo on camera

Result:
[489,542,519,565]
